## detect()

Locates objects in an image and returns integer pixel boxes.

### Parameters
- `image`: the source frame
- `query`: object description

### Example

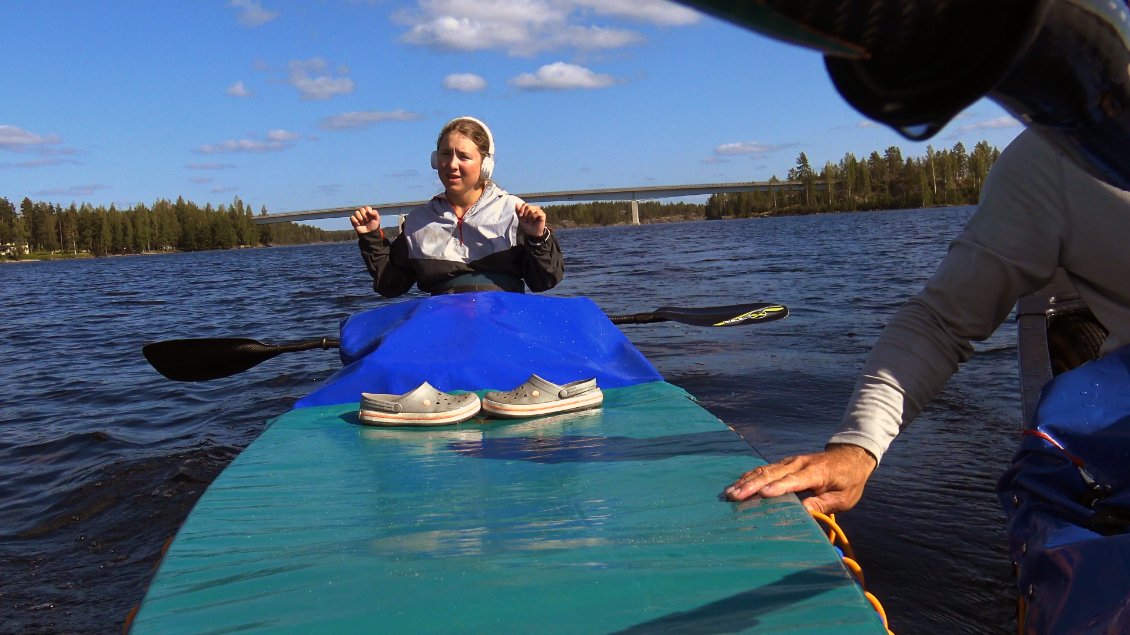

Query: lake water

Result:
[0,207,1020,634]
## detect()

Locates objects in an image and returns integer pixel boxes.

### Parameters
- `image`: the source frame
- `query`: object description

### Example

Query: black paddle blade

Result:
[608,303,788,327]
[143,338,284,382]
[142,337,340,382]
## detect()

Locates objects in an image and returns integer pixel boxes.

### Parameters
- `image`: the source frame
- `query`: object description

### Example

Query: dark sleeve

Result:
[518,230,565,292]
[358,231,417,298]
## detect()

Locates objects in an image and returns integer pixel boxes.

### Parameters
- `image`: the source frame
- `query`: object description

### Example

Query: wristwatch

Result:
[527,228,551,246]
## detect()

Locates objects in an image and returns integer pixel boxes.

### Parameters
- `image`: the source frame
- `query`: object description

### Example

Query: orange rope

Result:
[811,511,895,635]
[841,555,866,587]
[123,534,177,633]
[811,511,856,561]
[865,591,890,629]
[122,605,139,634]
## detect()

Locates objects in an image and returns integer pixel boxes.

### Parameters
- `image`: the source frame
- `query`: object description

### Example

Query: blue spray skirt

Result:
[999,345,1130,633]
[296,293,662,408]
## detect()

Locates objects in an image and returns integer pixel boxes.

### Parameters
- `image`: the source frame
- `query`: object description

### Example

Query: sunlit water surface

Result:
[0,207,1020,633]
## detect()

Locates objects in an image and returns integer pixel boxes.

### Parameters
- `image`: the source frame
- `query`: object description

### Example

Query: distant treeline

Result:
[545,140,999,225]
[0,196,354,258]
[2,140,1000,258]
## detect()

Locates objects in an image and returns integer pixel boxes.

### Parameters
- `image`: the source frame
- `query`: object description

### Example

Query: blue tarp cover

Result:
[294,293,663,408]
[998,345,1130,633]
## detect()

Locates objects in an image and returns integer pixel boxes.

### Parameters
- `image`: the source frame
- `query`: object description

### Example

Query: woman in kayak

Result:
[351,116,564,296]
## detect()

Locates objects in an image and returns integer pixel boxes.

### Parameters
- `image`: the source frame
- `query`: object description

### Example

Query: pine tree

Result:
[0,197,16,245]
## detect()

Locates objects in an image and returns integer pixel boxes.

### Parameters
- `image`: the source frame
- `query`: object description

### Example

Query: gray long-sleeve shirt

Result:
[830,130,1130,462]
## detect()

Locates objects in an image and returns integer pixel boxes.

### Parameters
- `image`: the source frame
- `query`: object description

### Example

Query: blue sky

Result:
[2,0,1023,230]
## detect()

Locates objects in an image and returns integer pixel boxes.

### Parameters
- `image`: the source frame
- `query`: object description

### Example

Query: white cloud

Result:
[396,0,654,55]
[510,62,616,90]
[554,25,642,49]
[227,81,253,98]
[714,141,779,156]
[287,58,354,101]
[400,13,538,53]
[568,0,701,26]
[228,0,278,27]
[266,129,300,142]
[443,73,487,92]
[959,115,1022,132]
[197,130,300,154]
[34,184,107,197]
[0,124,60,150]
[0,157,80,169]
[319,109,424,131]
[186,162,237,170]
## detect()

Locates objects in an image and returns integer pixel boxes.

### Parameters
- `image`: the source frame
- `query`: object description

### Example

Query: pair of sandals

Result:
[358,374,604,427]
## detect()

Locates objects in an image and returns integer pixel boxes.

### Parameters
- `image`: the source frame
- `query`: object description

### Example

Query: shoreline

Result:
[4,205,971,263]
[1,241,354,263]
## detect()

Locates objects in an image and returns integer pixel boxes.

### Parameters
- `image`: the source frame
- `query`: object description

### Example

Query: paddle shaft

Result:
[143,302,787,382]
[609,303,787,327]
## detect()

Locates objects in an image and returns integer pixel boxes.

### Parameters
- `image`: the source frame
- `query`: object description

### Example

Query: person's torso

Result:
[402,185,526,288]
[1059,173,1130,352]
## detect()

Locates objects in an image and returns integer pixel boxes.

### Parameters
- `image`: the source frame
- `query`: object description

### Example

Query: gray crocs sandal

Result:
[481,374,603,419]
[359,381,481,427]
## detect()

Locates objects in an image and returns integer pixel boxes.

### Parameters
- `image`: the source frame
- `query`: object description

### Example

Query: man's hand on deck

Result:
[723,444,877,515]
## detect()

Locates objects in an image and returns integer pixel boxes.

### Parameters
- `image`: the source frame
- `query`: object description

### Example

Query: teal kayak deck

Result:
[132,381,885,633]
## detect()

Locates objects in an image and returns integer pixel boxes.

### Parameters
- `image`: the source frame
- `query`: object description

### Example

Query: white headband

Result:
[431,116,495,178]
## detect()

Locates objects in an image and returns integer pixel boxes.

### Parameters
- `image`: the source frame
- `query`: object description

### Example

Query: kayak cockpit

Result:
[1015,268,1108,424]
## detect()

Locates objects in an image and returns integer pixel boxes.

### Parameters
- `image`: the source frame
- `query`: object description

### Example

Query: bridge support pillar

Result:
[631,199,640,225]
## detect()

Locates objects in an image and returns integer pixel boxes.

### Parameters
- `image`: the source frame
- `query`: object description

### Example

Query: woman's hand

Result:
[351,206,382,235]
[722,444,877,515]
[516,202,547,238]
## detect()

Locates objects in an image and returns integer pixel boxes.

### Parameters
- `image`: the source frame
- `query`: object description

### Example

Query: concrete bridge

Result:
[251,179,810,226]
